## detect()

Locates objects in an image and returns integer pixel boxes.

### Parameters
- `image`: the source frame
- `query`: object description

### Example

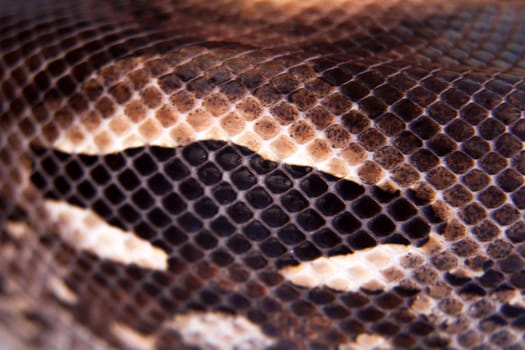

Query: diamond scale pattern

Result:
[1,0,525,349]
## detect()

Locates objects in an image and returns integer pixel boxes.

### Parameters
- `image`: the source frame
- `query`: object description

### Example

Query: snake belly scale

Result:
[1,0,525,349]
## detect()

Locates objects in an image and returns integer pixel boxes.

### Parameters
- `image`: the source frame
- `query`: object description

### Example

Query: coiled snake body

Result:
[1,0,525,349]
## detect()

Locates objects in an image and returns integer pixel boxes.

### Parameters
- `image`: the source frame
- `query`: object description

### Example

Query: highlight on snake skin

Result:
[1,0,525,349]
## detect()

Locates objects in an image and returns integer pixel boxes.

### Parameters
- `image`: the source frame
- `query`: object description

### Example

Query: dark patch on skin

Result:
[441,219,466,241]
[95,97,116,118]
[486,239,513,259]
[478,118,505,141]
[187,77,214,98]
[472,220,499,242]
[30,141,440,273]
[431,251,458,271]
[358,96,387,119]
[54,107,75,130]
[175,63,201,82]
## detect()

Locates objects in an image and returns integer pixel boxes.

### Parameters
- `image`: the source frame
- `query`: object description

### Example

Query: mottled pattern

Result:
[1,0,525,349]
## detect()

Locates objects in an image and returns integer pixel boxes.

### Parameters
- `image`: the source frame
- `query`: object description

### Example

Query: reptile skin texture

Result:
[1,0,525,349]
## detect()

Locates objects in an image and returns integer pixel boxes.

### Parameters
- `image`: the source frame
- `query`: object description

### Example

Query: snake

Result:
[1,0,525,349]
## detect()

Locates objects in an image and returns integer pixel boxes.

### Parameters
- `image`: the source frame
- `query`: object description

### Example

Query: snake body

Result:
[1,0,525,349]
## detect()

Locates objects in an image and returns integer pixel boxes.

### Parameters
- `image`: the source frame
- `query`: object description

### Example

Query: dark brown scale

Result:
[445,151,474,174]
[393,99,423,122]
[373,146,404,169]
[129,68,152,90]
[270,102,299,125]
[358,96,387,118]
[289,88,316,111]
[459,203,487,225]
[342,110,371,134]
[441,89,469,109]
[340,80,370,101]
[410,149,439,172]
[478,118,505,140]
[391,164,420,187]
[443,184,473,207]
[324,125,351,148]
[494,103,521,125]
[492,204,520,226]
[254,84,281,105]
[462,136,490,159]
[410,116,440,140]
[407,87,436,108]
[306,106,334,130]
[322,92,352,115]
[427,166,456,190]
[472,220,499,242]
[479,152,508,175]
[393,130,422,155]
[495,133,522,158]
[358,128,387,152]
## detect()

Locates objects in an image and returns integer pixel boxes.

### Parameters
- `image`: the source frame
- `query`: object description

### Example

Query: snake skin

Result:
[1,0,525,349]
